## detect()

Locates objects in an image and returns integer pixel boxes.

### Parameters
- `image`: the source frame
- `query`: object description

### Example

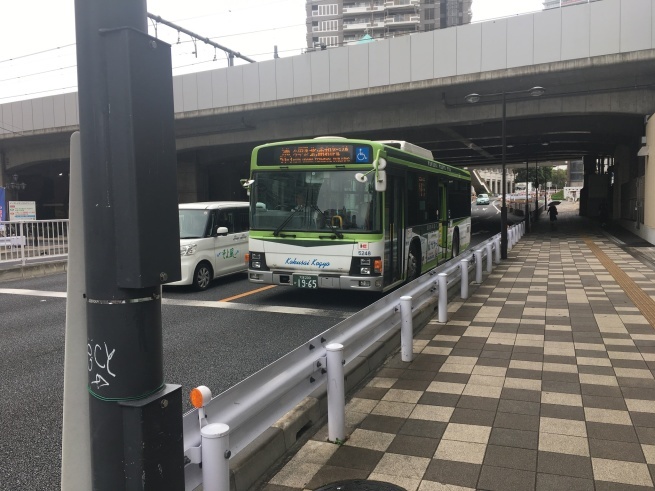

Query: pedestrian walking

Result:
[548,202,558,230]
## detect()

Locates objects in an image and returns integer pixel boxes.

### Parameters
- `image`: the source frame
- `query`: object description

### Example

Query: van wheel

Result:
[452,230,460,258]
[407,242,421,281]
[193,263,213,291]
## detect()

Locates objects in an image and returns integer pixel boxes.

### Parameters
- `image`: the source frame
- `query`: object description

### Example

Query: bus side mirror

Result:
[375,170,387,192]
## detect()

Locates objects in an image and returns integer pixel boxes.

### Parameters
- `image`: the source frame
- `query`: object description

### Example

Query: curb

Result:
[0,260,67,282]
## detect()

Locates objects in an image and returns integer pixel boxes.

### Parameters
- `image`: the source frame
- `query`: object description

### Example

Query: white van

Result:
[167,201,250,290]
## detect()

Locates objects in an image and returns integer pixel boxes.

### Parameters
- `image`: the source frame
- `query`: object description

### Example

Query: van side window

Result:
[234,209,249,233]
[215,210,232,233]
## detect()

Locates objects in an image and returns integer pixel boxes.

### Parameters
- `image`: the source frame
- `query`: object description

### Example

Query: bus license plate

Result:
[293,275,318,289]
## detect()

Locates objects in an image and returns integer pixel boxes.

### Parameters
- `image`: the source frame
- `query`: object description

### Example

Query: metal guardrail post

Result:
[19,222,25,266]
[475,249,483,283]
[437,273,448,323]
[326,343,345,443]
[494,237,501,264]
[485,243,493,273]
[400,296,414,362]
[200,423,230,491]
[460,259,470,299]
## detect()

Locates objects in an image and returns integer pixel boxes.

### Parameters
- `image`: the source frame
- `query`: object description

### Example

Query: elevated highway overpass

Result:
[1,0,655,238]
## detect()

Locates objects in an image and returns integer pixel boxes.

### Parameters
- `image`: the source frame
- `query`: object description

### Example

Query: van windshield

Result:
[179,209,210,239]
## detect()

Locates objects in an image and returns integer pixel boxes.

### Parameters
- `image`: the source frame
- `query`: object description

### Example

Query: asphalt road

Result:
[0,272,376,491]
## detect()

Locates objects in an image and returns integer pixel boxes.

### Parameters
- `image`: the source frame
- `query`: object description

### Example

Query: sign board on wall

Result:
[9,201,37,221]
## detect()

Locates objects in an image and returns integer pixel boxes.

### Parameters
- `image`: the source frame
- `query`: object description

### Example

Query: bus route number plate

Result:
[294,275,318,289]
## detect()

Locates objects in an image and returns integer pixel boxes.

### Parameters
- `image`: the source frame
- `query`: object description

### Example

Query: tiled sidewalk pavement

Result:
[261,219,655,491]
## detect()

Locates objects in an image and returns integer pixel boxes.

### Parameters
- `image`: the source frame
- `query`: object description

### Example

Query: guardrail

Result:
[183,221,525,491]
[0,220,525,274]
[0,219,70,266]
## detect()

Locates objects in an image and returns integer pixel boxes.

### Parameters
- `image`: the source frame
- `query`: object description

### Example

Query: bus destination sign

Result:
[273,144,371,165]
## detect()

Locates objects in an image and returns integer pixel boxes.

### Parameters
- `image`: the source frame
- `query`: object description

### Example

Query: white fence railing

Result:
[183,221,525,491]
[0,219,70,266]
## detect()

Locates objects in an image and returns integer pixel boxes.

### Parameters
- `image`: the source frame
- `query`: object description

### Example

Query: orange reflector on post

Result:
[190,385,212,408]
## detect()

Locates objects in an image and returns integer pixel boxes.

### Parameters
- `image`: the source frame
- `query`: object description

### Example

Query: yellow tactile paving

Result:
[584,237,655,328]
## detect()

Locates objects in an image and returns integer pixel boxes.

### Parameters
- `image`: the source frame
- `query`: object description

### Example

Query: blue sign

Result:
[0,187,5,221]
[354,146,370,163]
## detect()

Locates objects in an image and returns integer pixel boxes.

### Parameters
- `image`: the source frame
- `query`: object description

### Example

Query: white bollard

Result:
[494,237,501,263]
[326,343,345,443]
[485,243,493,273]
[201,423,230,491]
[460,258,470,299]
[475,249,483,283]
[509,227,514,249]
[400,296,413,362]
[438,273,448,323]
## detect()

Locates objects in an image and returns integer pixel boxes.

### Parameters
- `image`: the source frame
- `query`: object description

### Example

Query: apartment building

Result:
[305,0,472,49]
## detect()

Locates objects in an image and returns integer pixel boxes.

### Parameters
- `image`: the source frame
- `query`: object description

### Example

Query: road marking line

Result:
[0,288,347,318]
[583,237,655,328]
[0,288,66,298]
[219,285,277,302]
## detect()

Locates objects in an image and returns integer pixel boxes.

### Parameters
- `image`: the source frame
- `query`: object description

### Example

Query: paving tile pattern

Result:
[261,211,655,491]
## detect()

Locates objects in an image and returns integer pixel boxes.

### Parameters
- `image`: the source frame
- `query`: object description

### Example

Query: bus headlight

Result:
[360,267,371,275]
[180,244,197,256]
[249,251,268,270]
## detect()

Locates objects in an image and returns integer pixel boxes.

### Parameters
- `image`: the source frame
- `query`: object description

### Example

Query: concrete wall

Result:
[1,0,654,137]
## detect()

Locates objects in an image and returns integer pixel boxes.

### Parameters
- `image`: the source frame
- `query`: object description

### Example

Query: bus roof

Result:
[376,140,434,160]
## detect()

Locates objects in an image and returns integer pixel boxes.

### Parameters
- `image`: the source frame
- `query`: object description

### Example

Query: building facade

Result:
[306,0,472,49]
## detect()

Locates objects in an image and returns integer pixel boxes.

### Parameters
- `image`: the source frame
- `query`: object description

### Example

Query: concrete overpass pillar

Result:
[642,115,655,241]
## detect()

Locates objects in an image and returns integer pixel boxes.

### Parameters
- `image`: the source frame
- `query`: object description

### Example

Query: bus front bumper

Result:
[248,270,384,291]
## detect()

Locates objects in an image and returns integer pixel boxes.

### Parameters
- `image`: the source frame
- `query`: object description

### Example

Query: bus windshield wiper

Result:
[273,209,301,237]
[311,204,343,239]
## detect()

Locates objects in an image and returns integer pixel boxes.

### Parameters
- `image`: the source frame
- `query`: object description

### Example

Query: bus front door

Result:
[384,174,404,285]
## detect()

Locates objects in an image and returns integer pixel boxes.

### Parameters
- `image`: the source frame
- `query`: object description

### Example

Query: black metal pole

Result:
[500,92,508,259]
[75,1,183,489]
[525,160,530,232]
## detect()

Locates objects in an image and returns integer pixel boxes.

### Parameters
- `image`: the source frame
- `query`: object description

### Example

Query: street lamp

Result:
[464,86,545,259]
[7,174,27,200]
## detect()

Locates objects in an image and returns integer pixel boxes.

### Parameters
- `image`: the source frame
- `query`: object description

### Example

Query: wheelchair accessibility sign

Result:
[354,146,370,163]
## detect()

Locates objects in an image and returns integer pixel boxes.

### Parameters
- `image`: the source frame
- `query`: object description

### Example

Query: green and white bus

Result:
[245,137,471,292]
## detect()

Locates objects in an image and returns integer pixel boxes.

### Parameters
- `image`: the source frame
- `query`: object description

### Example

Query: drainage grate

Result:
[315,480,407,491]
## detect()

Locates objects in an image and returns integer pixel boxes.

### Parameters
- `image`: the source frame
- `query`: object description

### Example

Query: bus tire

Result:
[452,229,460,258]
[193,262,213,291]
[407,241,422,281]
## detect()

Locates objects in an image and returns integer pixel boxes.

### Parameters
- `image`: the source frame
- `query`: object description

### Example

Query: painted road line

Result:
[0,288,66,298]
[0,288,347,318]
[219,285,277,302]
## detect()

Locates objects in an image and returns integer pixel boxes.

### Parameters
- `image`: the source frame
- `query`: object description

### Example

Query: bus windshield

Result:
[250,170,379,234]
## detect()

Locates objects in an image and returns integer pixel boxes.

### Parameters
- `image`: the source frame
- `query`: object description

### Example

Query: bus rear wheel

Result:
[407,242,421,281]
[193,262,213,291]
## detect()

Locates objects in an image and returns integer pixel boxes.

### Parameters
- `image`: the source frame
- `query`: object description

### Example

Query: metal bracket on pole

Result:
[400,296,414,362]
